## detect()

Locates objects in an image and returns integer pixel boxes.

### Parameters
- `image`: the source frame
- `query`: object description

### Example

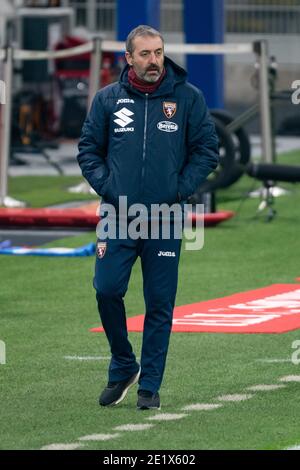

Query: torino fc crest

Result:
[96,241,107,259]
[163,101,177,119]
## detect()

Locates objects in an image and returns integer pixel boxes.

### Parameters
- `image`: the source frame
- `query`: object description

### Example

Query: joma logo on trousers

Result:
[158,251,176,257]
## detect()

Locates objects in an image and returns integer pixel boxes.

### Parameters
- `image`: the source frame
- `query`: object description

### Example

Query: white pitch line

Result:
[113,424,154,432]
[246,384,286,392]
[43,374,296,449]
[279,375,300,383]
[216,393,254,402]
[64,356,111,361]
[147,413,188,421]
[41,443,84,450]
[181,403,222,411]
[256,359,293,363]
[78,433,120,441]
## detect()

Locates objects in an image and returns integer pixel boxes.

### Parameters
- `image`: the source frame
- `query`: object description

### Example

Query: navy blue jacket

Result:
[77,57,219,210]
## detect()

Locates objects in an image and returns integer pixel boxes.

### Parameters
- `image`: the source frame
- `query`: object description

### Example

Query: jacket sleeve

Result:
[77,92,110,196]
[178,90,219,201]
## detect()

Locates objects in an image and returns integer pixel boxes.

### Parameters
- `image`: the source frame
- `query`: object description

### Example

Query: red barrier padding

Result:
[91,284,300,334]
[189,210,234,226]
[0,207,234,228]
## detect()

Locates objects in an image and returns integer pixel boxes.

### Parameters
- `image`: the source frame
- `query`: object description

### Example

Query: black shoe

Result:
[137,390,160,410]
[99,369,140,406]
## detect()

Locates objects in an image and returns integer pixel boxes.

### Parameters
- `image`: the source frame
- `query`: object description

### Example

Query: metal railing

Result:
[62,0,183,33]
[226,0,300,34]
[161,0,183,33]
[15,1,300,35]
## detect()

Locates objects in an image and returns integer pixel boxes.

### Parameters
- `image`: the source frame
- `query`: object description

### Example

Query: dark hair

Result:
[126,25,164,54]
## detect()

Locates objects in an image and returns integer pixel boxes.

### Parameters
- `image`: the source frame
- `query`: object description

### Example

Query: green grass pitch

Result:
[1,151,300,450]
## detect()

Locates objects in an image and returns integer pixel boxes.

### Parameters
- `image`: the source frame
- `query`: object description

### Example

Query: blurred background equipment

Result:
[6,5,76,173]
[13,4,75,82]
[247,163,300,184]
[193,48,299,204]
[1,3,119,185]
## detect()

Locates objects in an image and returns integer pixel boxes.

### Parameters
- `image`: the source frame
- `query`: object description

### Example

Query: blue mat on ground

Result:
[0,242,95,257]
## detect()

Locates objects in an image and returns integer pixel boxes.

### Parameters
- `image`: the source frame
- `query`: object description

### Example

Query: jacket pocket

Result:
[102,172,117,206]
[169,172,180,204]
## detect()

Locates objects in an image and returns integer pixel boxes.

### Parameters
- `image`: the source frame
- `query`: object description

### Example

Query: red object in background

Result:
[101,57,114,87]
[91,284,300,334]
[54,35,115,83]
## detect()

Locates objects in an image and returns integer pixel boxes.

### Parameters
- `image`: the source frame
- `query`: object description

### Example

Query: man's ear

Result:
[125,51,133,66]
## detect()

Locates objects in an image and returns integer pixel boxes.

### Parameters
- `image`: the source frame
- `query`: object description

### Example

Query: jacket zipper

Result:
[141,93,149,191]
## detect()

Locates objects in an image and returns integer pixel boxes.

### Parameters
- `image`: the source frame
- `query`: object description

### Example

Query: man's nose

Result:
[148,52,158,63]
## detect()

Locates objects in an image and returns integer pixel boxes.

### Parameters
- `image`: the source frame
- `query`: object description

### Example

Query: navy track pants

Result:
[93,225,182,394]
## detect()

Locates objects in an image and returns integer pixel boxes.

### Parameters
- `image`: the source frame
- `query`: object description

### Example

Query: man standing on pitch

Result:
[77,25,219,409]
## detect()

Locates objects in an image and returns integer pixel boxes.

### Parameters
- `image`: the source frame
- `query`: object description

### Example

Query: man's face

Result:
[125,35,164,83]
